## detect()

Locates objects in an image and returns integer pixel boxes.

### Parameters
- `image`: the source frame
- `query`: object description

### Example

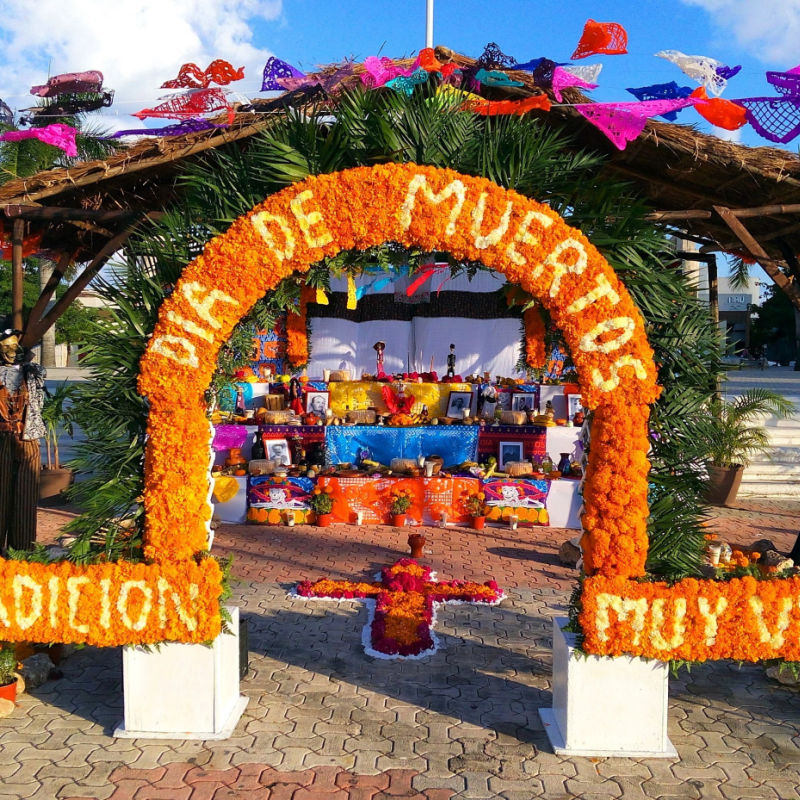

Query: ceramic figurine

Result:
[373,340,387,379]
[446,343,456,378]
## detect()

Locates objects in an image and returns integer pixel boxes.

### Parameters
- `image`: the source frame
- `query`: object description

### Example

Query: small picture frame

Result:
[496,391,512,411]
[265,438,292,466]
[304,390,329,416]
[445,390,473,418]
[498,441,524,469]
[511,393,536,413]
[480,401,497,420]
[567,394,583,419]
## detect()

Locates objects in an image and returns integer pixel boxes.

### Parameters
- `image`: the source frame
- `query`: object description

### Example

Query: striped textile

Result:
[0,433,40,552]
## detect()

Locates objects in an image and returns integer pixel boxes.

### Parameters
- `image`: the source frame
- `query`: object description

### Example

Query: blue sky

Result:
[1,0,799,152]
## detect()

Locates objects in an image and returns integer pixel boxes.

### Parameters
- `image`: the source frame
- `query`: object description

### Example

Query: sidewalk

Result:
[3,498,797,800]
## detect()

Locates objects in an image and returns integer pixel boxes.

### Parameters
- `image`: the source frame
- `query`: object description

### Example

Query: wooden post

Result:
[11,218,24,331]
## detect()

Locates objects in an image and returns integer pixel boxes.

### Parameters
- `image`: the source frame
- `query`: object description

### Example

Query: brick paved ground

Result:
[2,499,797,799]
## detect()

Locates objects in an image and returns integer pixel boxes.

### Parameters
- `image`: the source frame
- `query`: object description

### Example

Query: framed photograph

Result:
[511,393,536,413]
[265,438,292,467]
[567,394,583,419]
[479,401,497,420]
[496,391,512,411]
[445,390,473,418]
[498,441,524,470]
[304,390,329,416]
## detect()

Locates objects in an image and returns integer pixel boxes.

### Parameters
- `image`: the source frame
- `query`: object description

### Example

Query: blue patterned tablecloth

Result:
[324,425,479,467]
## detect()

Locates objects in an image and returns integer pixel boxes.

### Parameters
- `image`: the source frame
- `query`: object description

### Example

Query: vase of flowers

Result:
[0,643,17,705]
[465,490,487,530]
[390,488,412,526]
[310,485,334,527]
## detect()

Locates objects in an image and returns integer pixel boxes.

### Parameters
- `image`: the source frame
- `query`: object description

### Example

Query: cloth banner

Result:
[324,425,479,467]
[0,123,77,157]
[476,425,546,463]
[482,477,551,526]
[317,474,479,525]
[211,424,249,452]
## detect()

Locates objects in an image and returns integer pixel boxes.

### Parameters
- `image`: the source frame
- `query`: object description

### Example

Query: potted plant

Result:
[0,643,18,705]
[309,485,334,527]
[389,488,412,526]
[465,491,487,530]
[40,382,76,502]
[702,388,796,506]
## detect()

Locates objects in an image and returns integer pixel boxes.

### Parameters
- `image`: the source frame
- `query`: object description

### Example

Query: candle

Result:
[355,511,364,526]
[424,461,435,477]
[284,511,295,527]
[509,514,519,531]
[440,511,448,527]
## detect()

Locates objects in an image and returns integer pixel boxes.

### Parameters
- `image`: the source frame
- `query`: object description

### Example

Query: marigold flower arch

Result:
[138,162,661,580]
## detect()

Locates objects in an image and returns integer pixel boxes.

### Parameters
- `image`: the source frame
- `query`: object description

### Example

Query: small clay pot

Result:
[407,533,426,558]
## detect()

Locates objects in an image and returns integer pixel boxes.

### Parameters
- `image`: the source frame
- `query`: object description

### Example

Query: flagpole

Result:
[426,0,434,48]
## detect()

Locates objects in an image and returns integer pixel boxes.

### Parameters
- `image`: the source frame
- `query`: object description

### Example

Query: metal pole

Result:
[426,0,434,48]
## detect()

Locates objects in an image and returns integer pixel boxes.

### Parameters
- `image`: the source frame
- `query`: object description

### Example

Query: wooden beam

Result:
[11,219,24,331]
[647,210,713,221]
[3,205,142,223]
[648,202,800,223]
[21,211,165,346]
[20,250,73,348]
[713,205,800,311]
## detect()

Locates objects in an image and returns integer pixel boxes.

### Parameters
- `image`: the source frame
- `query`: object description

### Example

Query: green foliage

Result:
[41,381,76,469]
[752,285,797,363]
[0,642,15,686]
[66,74,726,579]
[309,490,334,515]
[701,388,796,468]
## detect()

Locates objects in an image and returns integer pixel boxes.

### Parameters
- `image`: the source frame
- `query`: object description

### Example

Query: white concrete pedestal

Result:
[538,617,677,758]
[114,606,248,740]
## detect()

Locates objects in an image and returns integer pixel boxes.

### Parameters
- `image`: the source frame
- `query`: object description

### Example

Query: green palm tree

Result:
[704,388,796,468]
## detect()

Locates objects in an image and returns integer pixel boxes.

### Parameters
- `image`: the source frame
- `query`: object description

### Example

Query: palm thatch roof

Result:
[4,48,800,276]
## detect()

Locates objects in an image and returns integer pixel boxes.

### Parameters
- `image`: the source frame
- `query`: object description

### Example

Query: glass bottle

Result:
[541,454,554,474]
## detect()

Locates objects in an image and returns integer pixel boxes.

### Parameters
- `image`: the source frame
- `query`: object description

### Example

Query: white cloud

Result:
[680,0,800,66]
[0,0,282,131]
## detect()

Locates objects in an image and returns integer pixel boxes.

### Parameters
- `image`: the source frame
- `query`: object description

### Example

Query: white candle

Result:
[509,515,519,531]
[440,511,448,527]
[356,511,364,526]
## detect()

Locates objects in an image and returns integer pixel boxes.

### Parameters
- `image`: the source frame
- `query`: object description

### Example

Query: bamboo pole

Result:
[11,219,24,331]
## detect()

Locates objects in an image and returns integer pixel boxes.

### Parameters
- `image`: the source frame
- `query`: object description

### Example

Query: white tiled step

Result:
[739,480,800,498]
[745,462,800,476]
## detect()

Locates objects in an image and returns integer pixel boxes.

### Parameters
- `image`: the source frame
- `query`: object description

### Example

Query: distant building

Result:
[673,237,761,354]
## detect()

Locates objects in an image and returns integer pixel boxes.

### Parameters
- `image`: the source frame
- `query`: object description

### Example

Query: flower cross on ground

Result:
[295,558,505,658]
